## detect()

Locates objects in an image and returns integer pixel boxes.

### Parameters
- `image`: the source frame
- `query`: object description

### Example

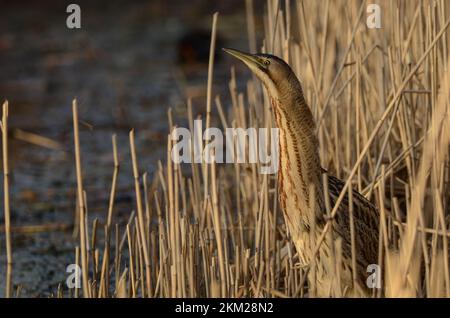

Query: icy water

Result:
[0,0,261,296]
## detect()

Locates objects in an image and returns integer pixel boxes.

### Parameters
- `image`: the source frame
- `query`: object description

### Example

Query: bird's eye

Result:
[264,60,270,66]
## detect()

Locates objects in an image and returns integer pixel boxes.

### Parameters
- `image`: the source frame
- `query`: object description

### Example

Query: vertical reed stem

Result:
[2,101,12,298]
[72,99,90,298]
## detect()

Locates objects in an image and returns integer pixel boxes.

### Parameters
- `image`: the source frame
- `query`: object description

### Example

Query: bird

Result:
[223,48,380,297]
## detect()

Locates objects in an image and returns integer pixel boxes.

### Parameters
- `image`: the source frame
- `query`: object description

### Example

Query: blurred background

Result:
[0,0,263,296]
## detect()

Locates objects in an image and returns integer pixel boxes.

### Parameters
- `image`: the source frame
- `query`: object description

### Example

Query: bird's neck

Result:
[270,78,324,217]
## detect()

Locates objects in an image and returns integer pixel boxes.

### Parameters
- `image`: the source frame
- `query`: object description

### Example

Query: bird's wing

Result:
[326,175,380,277]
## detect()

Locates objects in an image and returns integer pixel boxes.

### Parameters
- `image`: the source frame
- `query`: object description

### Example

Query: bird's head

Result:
[223,48,296,100]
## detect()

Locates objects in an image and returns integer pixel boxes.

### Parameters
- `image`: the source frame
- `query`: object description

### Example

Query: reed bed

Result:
[3,0,450,298]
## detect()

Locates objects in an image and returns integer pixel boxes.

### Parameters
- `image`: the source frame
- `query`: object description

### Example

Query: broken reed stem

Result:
[210,153,226,297]
[107,134,119,228]
[98,134,119,297]
[72,99,89,298]
[205,12,219,132]
[2,101,12,298]
[202,12,219,208]
[129,129,152,297]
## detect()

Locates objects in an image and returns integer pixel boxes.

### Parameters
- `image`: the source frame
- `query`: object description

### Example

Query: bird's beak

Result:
[223,48,266,70]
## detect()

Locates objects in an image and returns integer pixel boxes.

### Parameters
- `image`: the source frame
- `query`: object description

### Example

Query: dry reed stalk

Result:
[72,99,90,298]
[75,246,80,298]
[202,12,219,224]
[97,134,120,297]
[129,129,152,296]
[1,101,12,298]
[107,134,119,227]
[0,223,70,234]
[210,153,226,296]
[12,128,63,151]
[98,225,109,297]
[245,0,257,53]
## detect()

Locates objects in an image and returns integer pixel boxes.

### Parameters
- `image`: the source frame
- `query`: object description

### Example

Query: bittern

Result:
[224,48,380,297]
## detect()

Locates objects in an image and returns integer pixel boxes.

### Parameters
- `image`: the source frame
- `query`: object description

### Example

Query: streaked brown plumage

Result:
[224,48,380,297]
